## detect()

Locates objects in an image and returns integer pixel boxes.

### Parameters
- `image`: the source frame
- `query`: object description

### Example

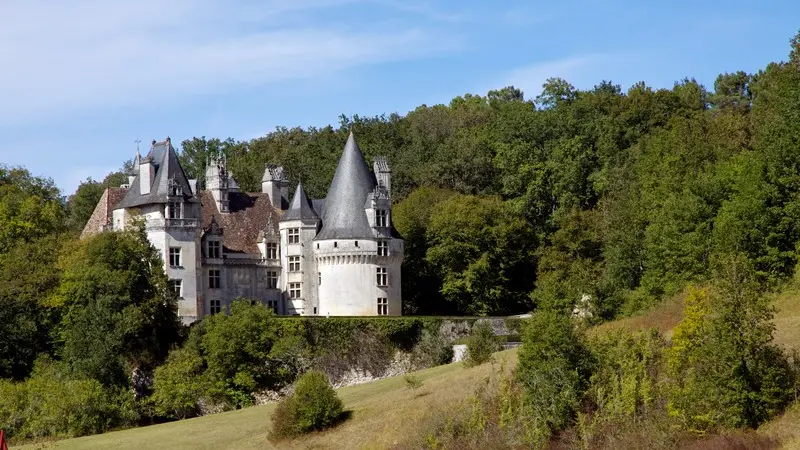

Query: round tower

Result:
[313,133,403,316]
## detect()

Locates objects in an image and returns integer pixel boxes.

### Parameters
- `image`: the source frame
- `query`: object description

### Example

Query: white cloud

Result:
[0,0,458,125]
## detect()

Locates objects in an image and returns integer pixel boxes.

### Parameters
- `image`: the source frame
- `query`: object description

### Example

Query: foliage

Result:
[0,235,63,380]
[411,329,455,369]
[0,358,137,440]
[464,321,500,367]
[404,374,423,390]
[426,194,536,315]
[668,264,795,432]
[516,310,592,438]
[150,347,208,419]
[54,226,182,390]
[586,329,667,423]
[269,370,344,440]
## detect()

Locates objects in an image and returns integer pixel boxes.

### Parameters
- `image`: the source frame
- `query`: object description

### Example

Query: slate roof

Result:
[80,187,128,239]
[315,132,377,240]
[200,191,281,254]
[115,139,198,209]
[281,182,320,222]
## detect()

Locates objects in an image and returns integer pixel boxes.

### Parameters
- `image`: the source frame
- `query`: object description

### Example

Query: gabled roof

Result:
[281,182,319,222]
[315,132,377,240]
[80,187,128,238]
[115,139,197,209]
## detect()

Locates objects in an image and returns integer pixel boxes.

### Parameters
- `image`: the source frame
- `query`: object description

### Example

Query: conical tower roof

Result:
[281,182,319,221]
[315,132,377,240]
[116,138,197,209]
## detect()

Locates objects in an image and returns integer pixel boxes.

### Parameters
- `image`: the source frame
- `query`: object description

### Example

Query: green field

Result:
[14,350,517,450]
[13,284,800,450]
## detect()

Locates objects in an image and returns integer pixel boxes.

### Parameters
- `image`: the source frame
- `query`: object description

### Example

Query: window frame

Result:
[169,279,183,298]
[288,255,301,272]
[377,240,388,256]
[267,270,278,289]
[375,209,387,227]
[210,299,221,315]
[376,267,388,287]
[169,247,182,267]
[207,240,221,259]
[209,269,221,289]
[377,297,388,315]
[266,242,278,259]
[288,228,300,244]
[289,282,301,299]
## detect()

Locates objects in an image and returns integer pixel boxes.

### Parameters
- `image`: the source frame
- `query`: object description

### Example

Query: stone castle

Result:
[82,132,404,324]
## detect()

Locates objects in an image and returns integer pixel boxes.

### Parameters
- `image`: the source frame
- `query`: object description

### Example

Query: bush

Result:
[151,347,209,419]
[0,359,137,440]
[516,310,592,438]
[465,321,500,367]
[411,329,454,369]
[269,370,344,440]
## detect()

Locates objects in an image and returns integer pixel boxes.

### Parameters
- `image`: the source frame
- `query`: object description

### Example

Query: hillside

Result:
[13,350,518,450]
[12,282,800,450]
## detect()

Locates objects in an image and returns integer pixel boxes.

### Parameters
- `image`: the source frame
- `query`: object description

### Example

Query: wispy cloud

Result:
[499,54,622,99]
[0,0,459,125]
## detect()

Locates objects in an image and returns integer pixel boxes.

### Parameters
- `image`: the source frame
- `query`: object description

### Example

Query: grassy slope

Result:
[13,283,800,450]
[14,350,517,450]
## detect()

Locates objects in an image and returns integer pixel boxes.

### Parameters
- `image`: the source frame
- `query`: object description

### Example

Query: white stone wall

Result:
[314,238,403,316]
[279,218,319,315]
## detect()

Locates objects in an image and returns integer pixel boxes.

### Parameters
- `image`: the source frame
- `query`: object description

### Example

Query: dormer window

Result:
[266,242,278,259]
[375,209,387,227]
[207,240,221,259]
[168,201,182,219]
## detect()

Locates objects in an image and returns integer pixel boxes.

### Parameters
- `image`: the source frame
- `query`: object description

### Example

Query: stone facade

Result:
[82,133,404,323]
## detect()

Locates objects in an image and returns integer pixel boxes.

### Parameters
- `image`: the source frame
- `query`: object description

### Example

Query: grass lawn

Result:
[13,280,800,450]
[13,350,517,450]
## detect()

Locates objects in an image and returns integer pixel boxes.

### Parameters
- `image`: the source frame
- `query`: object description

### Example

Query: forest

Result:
[2,30,800,448]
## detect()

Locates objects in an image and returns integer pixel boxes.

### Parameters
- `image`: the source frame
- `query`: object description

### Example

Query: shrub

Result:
[151,347,209,419]
[516,310,592,438]
[269,370,344,440]
[465,321,500,367]
[411,329,454,369]
[404,374,423,390]
[668,277,795,431]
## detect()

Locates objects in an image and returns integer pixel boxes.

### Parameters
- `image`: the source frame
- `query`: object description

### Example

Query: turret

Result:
[373,156,391,200]
[205,156,230,213]
[262,164,289,209]
[139,141,156,195]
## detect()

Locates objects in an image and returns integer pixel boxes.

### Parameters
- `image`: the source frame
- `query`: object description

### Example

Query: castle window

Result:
[289,256,301,272]
[289,283,301,299]
[314,307,317,315]
[376,267,388,287]
[169,247,181,267]
[209,269,221,289]
[267,300,278,314]
[169,279,183,298]
[266,242,278,259]
[168,201,182,219]
[378,241,388,256]
[377,297,388,315]
[288,228,300,244]
[267,271,278,289]
[207,240,221,259]
[355,241,359,247]
[334,242,338,248]
[318,272,321,285]
[210,299,221,315]
[375,209,387,227]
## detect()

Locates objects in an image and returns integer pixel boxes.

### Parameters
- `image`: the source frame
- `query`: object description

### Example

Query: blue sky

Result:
[1,0,798,195]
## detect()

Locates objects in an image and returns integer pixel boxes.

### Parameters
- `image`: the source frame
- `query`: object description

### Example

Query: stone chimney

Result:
[261,164,289,209]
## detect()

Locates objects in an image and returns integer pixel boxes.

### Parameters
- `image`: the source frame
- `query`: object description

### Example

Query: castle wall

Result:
[315,239,402,316]
[279,218,319,315]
